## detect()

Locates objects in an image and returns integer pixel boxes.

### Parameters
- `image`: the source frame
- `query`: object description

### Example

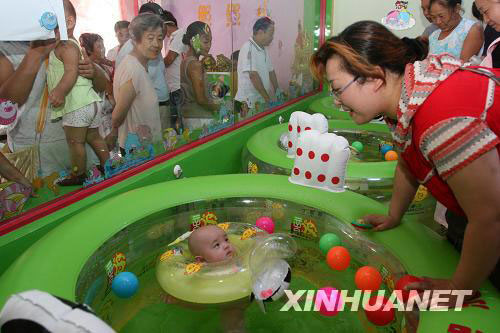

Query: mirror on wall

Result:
[0,0,322,223]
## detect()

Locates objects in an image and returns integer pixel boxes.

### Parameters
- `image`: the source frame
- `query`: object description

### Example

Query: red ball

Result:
[354,266,382,291]
[395,275,422,302]
[326,246,350,271]
[364,295,395,326]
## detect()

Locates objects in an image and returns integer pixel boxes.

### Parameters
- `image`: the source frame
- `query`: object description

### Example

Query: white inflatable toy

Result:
[289,129,350,192]
[0,0,68,41]
[286,111,328,158]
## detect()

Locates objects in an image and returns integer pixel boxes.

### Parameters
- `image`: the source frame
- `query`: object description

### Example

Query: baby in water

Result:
[188,225,235,263]
[163,225,246,332]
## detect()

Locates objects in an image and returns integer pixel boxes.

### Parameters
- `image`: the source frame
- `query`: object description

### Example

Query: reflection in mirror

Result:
[232,0,320,120]
[165,1,236,141]
[0,0,322,222]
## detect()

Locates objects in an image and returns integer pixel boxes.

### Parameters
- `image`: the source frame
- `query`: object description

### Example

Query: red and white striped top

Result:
[394,62,500,215]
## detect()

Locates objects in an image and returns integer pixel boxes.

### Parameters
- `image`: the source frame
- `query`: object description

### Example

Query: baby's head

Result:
[55,0,77,39]
[188,225,235,263]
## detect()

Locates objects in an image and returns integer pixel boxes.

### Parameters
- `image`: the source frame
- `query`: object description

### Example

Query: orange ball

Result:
[326,246,351,271]
[384,150,398,161]
[355,266,382,291]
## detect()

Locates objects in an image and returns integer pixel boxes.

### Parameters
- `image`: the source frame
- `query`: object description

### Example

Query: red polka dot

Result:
[288,141,292,148]
[293,168,300,175]
[308,151,315,159]
[317,174,326,182]
[321,154,330,162]
[288,125,292,132]
[305,127,311,131]
[331,177,340,184]
[305,171,312,179]
[297,126,301,133]
[296,148,303,156]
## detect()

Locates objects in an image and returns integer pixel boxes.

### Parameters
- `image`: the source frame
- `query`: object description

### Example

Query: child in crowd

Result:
[188,225,235,263]
[79,33,115,139]
[47,0,109,185]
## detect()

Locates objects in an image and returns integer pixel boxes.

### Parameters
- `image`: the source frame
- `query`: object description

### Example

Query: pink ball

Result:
[255,216,275,234]
[315,287,343,316]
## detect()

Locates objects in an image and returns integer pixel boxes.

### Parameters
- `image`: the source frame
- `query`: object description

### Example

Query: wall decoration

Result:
[381,1,415,31]
[198,4,212,26]
[257,0,269,17]
[226,3,240,27]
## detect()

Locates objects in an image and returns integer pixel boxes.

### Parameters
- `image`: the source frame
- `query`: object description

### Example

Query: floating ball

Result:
[395,275,423,302]
[380,144,393,155]
[351,141,364,152]
[315,287,343,316]
[326,246,350,271]
[256,216,275,234]
[319,233,341,254]
[384,150,398,161]
[364,295,395,326]
[354,266,382,291]
[111,272,139,298]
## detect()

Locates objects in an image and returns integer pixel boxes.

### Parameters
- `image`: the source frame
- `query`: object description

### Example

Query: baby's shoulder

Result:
[55,40,80,60]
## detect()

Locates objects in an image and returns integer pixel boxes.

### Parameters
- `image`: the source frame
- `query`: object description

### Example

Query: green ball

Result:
[352,141,364,152]
[319,233,341,254]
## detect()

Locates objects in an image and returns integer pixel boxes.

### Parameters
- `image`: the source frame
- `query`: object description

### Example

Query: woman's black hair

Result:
[429,0,462,9]
[182,21,211,45]
[311,21,428,83]
[472,2,483,21]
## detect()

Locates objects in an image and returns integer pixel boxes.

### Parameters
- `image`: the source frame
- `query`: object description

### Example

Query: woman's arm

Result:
[111,79,136,128]
[187,60,219,112]
[0,40,55,105]
[363,158,420,230]
[447,149,500,290]
[460,23,484,62]
[105,79,136,150]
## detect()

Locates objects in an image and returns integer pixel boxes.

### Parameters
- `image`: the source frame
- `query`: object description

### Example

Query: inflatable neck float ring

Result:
[156,222,296,305]
[156,223,262,304]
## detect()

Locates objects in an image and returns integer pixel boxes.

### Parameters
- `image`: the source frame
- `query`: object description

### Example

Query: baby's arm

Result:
[49,42,80,108]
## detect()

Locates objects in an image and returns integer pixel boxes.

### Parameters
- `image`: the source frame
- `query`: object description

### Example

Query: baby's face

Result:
[192,226,235,263]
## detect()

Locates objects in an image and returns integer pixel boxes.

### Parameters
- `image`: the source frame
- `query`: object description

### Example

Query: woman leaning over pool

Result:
[310,21,500,296]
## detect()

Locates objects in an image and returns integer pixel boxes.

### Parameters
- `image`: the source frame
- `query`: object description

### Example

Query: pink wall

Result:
[162,0,305,90]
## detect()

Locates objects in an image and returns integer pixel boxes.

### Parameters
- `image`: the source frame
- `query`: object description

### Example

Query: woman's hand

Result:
[105,132,118,151]
[404,277,480,309]
[362,214,401,231]
[78,49,95,79]
[28,39,56,60]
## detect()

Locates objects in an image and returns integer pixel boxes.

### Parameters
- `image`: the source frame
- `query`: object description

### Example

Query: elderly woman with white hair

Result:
[106,13,163,153]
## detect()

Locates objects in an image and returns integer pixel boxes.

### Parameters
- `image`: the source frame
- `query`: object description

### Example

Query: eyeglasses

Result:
[331,76,359,99]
